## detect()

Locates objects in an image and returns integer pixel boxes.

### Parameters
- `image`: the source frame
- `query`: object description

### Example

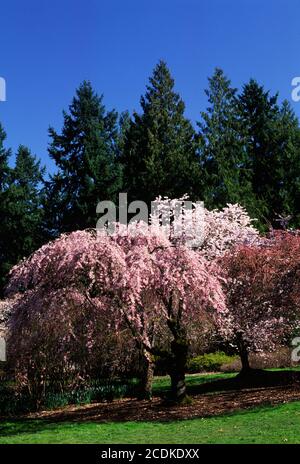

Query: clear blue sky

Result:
[1,0,300,173]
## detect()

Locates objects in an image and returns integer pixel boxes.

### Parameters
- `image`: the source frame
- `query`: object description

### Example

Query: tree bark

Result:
[239,345,250,373]
[139,348,154,400]
[169,335,189,403]
[236,333,251,374]
[166,297,189,403]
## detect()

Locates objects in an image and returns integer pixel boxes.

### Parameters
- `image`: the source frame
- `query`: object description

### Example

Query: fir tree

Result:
[0,124,11,291]
[237,79,280,224]
[198,68,254,212]
[270,100,300,228]
[0,144,44,292]
[46,81,122,234]
[121,61,201,205]
[0,124,10,193]
[236,80,300,228]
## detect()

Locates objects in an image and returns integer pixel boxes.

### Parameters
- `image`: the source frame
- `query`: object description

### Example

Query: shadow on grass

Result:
[186,369,300,396]
[1,369,300,438]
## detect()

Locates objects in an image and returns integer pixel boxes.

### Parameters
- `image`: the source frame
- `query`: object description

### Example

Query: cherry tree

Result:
[271,231,300,324]
[0,300,9,331]
[150,196,260,258]
[6,225,226,402]
[218,232,300,374]
[144,244,226,401]
[7,287,137,402]
[5,231,132,401]
[6,228,165,399]
[0,297,18,338]
[103,223,227,401]
[5,197,262,402]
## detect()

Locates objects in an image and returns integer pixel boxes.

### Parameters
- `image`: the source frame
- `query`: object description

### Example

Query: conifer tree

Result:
[267,100,300,228]
[0,124,10,192]
[122,61,201,205]
[237,80,300,228]
[46,81,122,234]
[0,144,44,292]
[0,124,11,291]
[198,68,254,212]
[237,79,280,224]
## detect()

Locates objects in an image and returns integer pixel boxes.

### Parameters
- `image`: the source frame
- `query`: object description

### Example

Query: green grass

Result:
[1,370,300,444]
[152,372,236,395]
[1,401,300,444]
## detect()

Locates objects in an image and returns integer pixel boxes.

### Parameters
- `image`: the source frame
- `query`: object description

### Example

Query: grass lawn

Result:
[152,372,236,395]
[1,401,300,444]
[1,370,300,444]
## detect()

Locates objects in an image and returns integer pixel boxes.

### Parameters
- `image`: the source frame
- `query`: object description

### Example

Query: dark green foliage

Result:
[198,68,254,212]
[0,379,139,415]
[0,124,10,192]
[237,80,300,228]
[45,81,122,236]
[0,125,11,290]
[0,141,44,293]
[237,80,280,225]
[121,61,201,205]
[199,70,300,229]
[274,101,300,227]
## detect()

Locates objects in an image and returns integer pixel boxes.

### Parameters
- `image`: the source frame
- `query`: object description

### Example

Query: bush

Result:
[249,348,296,370]
[187,352,238,373]
[42,379,139,410]
[0,379,139,416]
[220,358,241,372]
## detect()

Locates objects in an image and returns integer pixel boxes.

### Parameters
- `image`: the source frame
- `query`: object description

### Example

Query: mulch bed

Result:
[25,384,300,423]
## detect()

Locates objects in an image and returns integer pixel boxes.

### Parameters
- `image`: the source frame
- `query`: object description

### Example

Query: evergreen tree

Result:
[0,124,11,291]
[237,80,300,228]
[121,61,201,205]
[0,145,44,292]
[0,124,10,192]
[270,100,300,228]
[46,81,122,234]
[198,68,254,212]
[116,111,131,157]
[237,79,280,225]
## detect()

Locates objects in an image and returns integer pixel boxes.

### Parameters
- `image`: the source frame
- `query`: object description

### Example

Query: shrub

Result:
[0,379,139,416]
[249,348,297,370]
[187,352,238,373]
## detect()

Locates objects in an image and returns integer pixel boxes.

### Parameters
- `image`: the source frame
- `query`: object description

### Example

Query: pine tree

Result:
[0,145,44,292]
[0,124,11,291]
[121,61,201,205]
[236,79,300,228]
[198,68,254,212]
[270,100,300,228]
[0,124,10,193]
[237,79,279,224]
[200,73,300,229]
[46,81,122,234]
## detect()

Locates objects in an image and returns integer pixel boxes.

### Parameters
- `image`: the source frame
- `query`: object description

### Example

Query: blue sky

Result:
[1,0,300,173]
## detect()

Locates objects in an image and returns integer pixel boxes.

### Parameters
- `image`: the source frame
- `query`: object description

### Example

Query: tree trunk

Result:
[139,348,154,400]
[169,337,189,403]
[239,345,250,373]
[236,333,251,375]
